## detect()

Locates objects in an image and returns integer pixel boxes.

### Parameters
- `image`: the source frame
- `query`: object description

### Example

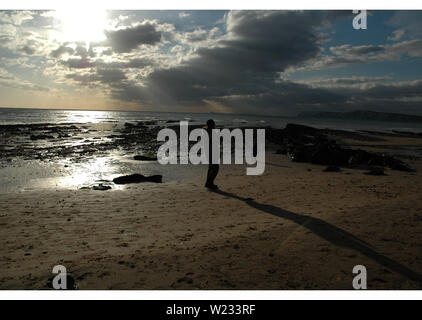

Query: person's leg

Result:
[206,165,213,186]
[211,164,219,184]
[206,164,219,187]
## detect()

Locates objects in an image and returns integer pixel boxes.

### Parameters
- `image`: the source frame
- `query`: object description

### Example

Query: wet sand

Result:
[0,147,421,289]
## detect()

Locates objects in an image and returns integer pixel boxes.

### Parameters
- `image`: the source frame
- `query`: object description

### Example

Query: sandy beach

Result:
[1,132,421,289]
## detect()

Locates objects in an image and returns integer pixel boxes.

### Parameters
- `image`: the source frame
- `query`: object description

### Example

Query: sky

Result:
[0,10,422,116]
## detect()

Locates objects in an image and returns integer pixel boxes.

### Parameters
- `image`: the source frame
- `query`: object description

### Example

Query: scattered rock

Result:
[389,162,414,172]
[134,155,157,161]
[365,167,386,176]
[141,120,158,125]
[269,123,414,172]
[80,184,112,191]
[284,123,319,137]
[92,184,112,191]
[177,277,193,284]
[30,134,54,140]
[113,174,162,184]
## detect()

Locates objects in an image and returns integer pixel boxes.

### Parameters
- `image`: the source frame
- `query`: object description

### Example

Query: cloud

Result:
[0,23,16,39]
[0,14,51,58]
[60,57,93,69]
[17,44,36,55]
[0,67,49,91]
[182,29,210,42]
[101,10,422,115]
[299,76,394,89]
[330,44,385,56]
[0,11,34,25]
[66,68,127,84]
[109,11,327,110]
[355,80,422,100]
[50,44,75,58]
[179,12,191,18]
[95,58,152,69]
[4,10,420,115]
[292,77,422,114]
[388,29,405,42]
[104,22,162,53]
[391,39,422,57]
[59,54,153,70]
[388,11,422,39]
[295,39,422,72]
[211,80,347,114]
[95,68,127,84]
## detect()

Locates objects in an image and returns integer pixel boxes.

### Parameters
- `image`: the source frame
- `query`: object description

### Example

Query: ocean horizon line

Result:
[0,106,295,119]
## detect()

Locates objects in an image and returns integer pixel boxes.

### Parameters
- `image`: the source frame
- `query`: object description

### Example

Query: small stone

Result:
[365,167,386,176]
[93,184,111,191]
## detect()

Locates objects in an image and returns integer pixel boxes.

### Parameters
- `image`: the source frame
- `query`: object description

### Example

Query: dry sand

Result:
[0,148,421,289]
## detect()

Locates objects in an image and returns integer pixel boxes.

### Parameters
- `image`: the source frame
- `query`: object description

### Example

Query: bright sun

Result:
[54,8,109,50]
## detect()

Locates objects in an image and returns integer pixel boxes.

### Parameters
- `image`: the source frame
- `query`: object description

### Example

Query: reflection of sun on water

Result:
[58,156,121,189]
[65,110,109,123]
[53,8,109,50]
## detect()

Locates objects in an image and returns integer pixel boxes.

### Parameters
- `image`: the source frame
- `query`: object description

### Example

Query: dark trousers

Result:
[206,164,219,186]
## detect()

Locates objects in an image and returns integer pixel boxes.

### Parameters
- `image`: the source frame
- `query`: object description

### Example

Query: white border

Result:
[1,0,421,301]
[1,0,422,10]
[0,290,421,300]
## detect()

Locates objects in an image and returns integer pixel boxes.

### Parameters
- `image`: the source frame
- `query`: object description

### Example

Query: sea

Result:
[1,107,422,132]
[1,107,422,193]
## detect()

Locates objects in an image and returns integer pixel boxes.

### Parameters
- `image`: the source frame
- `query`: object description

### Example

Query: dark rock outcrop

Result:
[298,110,422,123]
[30,134,54,140]
[93,184,112,191]
[113,174,162,184]
[79,184,112,191]
[268,123,415,172]
[134,155,157,161]
[365,167,386,176]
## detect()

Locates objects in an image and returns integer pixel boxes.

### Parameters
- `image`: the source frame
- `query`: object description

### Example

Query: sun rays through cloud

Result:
[52,7,109,50]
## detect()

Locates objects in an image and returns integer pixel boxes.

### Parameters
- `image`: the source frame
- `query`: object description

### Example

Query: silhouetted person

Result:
[205,119,219,189]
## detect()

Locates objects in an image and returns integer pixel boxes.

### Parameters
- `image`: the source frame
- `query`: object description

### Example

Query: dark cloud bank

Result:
[63,11,422,115]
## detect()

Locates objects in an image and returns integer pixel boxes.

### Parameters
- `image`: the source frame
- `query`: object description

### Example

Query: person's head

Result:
[207,119,216,129]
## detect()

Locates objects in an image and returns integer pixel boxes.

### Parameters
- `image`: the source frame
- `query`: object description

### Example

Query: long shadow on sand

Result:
[265,162,291,169]
[211,189,422,284]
